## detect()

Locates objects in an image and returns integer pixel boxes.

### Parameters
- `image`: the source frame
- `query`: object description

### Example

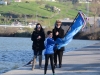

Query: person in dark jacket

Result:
[31,23,45,70]
[44,31,55,75]
[52,20,64,68]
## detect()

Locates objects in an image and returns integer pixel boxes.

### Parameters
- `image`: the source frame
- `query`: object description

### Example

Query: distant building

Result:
[46,0,56,1]
[11,20,22,26]
[15,0,21,2]
[88,17,100,27]
[0,0,4,4]
[32,0,56,2]
[54,18,73,34]
[61,19,73,34]
[71,0,99,3]
[0,0,8,5]
[79,0,92,3]
[55,17,100,33]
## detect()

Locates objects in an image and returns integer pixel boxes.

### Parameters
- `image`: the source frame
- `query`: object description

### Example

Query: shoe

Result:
[32,66,34,71]
[53,73,55,75]
[39,66,42,69]
[59,65,61,68]
[54,64,57,68]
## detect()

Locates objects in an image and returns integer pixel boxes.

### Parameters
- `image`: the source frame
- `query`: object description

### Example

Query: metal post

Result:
[5,16,6,25]
[25,15,27,25]
[36,11,38,22]
[87,0,89,16]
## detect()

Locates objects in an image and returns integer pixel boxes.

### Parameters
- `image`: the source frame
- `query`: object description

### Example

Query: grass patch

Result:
[0,1,91,26]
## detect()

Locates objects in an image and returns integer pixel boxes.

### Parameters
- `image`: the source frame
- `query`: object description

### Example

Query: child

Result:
[44,31,55,75]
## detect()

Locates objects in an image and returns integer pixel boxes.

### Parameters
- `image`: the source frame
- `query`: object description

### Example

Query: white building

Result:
[87,17,100,27]
[15,0,21,2]
[45,0,56,2]
[0,0,5,5]
[79,0,92,3]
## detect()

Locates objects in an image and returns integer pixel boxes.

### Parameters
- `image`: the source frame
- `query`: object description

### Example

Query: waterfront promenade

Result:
[1,42,100,75]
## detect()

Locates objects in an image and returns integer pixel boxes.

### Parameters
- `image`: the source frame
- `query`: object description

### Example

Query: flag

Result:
[55,11,87,49]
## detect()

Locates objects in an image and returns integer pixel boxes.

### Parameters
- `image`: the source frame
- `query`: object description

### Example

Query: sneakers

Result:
[53,73,55,75]
[44,73,55,75]
[32,66,34,71]
[54,64,57,68]
[59,65,62,68]
[39,66,42,69]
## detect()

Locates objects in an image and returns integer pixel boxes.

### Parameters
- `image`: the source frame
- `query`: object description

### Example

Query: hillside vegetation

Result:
[0,1,88,26]
[0,1,100,40]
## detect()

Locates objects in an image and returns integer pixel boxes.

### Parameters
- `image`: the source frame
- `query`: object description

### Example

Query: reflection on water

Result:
[0,37,99,74]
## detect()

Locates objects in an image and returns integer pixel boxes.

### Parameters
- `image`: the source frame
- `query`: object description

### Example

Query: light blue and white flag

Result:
[56,11,87,49]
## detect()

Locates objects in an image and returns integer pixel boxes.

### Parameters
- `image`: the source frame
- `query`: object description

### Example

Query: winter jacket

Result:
[44,37,55,54]
[31,30,45,51]
[52,27,64,51]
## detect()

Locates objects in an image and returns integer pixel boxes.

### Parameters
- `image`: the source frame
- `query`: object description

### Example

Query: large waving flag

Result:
[56,11,87,49]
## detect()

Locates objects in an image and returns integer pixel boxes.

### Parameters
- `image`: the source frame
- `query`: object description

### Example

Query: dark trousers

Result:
[54,50,63,66]
[44,54,55,74]
[34,50,42,56]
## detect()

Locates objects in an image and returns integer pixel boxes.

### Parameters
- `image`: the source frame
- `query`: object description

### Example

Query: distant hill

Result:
[0,1,88,26]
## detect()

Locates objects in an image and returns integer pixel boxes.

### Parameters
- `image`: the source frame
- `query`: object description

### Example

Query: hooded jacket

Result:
[44,37,55,54]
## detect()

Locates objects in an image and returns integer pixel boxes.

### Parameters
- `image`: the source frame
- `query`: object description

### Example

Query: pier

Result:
[1,42,100,75]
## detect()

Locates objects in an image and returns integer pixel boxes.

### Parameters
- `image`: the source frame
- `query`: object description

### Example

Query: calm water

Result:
[0,37,99,74]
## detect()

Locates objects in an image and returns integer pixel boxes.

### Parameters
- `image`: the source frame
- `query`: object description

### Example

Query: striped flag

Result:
[56,11,87,49]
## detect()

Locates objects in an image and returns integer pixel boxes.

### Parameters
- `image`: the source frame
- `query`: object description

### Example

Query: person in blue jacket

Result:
[44,31,55,75]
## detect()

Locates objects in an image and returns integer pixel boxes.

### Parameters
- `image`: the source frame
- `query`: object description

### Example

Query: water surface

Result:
[0,37,99,74]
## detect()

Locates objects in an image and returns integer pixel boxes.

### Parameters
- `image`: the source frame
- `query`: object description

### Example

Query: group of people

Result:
[31,20,64,75]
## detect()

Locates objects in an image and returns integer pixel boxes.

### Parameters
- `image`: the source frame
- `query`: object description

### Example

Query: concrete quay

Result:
[1,42,100,75]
